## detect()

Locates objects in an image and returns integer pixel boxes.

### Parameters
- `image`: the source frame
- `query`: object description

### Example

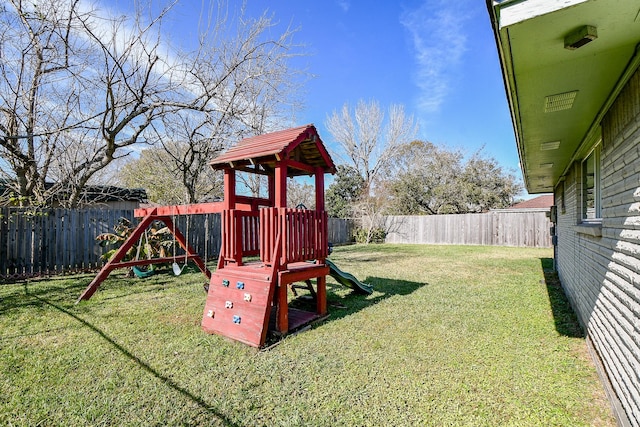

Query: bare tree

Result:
[287,177,315,209]
[0,0,304,207]
[325,99,418,195]
[325,99,417,242]
[153,113,226,204]
[144,1,303,204]
[0,0,91,206]
[117,145,219,205]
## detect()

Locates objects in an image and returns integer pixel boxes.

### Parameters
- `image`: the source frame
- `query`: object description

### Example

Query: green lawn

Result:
[1,244,614,426]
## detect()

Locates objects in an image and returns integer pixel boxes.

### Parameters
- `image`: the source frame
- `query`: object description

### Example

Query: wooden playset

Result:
[78,124,339,347]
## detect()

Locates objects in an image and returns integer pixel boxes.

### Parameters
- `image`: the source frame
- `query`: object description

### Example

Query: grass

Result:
[0,244,615,426]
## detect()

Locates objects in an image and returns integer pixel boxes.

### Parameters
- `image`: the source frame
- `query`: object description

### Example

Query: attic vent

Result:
[540,140,560,150]
[544,91,578,113]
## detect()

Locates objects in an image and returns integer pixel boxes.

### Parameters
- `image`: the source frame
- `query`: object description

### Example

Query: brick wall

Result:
[555,70,640,425]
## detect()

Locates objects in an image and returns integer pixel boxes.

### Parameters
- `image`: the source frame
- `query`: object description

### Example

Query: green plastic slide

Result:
[325,258,373,295]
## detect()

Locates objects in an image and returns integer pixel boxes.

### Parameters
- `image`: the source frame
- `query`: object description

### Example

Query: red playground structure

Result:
[78,124,336,348]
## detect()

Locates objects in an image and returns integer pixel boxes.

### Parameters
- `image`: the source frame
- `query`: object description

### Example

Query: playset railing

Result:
[278,208,328,265]
[222,207,327,266]
[221,210,260,263]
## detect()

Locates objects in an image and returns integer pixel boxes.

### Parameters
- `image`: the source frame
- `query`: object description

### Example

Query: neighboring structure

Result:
[488,0,640,425]
[0,182,147,209]
[71,186,147,209]
[509,194,554,210]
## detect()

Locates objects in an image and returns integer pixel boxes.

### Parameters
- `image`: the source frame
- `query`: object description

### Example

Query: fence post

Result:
[0,208,7,278]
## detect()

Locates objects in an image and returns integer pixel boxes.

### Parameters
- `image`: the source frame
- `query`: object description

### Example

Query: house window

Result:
[561,180,566,214]
[582,144,601,221]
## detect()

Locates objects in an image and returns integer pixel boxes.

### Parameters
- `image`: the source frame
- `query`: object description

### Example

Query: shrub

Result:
[354,226,386,244]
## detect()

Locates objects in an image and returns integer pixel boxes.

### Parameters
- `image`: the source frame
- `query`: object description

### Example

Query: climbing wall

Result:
[201,268,276,347]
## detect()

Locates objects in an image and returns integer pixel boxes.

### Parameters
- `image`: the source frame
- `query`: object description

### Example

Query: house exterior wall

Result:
[555,69,640,425]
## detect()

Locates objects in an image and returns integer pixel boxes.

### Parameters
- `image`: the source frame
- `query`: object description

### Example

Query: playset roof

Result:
[209,124,336,177]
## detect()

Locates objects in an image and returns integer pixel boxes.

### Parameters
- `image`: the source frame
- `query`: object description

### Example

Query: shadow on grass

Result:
[0,270,200,315]
[23,286,241,427]
[540,258,584,338]
[95,279,200,304]
[290,275,427,324]
[77,264,212,304]
[0,280,88,315]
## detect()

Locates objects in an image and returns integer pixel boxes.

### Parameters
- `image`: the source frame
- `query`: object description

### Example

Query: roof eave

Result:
[487,0,530,191]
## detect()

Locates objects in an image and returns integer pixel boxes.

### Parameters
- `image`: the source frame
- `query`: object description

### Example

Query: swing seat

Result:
[133,264,155,278]
[172,262,187,276]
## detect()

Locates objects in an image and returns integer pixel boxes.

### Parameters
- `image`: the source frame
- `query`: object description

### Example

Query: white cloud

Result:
[400,1,469,113]
[336,0,350,13]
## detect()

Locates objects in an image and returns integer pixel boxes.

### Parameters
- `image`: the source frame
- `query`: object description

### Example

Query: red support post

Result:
[315,166,325,213]
[268,174,275,207]
[276,273,288,333]
[316,275,327,315]
[224,168,236,210]
[234,211,241,261]
[274,161,288,208]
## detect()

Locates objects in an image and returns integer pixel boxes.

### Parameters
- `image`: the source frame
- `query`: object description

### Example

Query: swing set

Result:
[78,124,338,348]
[77,202,222,302]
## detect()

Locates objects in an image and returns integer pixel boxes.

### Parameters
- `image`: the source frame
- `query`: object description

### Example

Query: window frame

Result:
[581,143,601,223]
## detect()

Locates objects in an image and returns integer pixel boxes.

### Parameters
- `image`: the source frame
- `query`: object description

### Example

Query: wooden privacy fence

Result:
[0,208,353,280]
[384,209,552,247]
[0,208,220,280]
[328,217,353,246]
[0,207,549,279]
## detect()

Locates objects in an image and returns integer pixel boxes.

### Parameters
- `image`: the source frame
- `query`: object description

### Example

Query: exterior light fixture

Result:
[564,25,597,50]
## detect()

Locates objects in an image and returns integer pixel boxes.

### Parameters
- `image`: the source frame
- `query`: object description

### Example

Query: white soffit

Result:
[497,0,590,27]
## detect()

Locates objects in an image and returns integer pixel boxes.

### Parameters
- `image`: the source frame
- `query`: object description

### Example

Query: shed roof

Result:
[510,194,554,209]
[0,182,147,206]
[210,124,336,177]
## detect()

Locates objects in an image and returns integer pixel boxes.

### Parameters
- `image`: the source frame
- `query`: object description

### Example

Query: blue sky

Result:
[241,0,521,185]
[115,0,524,192]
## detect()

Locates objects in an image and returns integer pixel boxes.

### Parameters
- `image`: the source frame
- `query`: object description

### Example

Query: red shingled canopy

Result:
[209,124,336,177]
